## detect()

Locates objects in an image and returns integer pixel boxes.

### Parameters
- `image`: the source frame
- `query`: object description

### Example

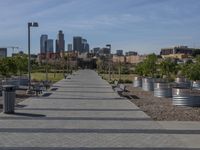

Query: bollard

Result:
[2,85,16,114]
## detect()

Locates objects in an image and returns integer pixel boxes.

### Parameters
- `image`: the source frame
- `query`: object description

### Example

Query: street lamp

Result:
[106,44,111,82]
[27,22,39,93]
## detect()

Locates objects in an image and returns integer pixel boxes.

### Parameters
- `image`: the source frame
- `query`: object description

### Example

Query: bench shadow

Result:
[15,104,27,108]
[50,88,58,91]
[13,112,46,117]
[42,93,52,97]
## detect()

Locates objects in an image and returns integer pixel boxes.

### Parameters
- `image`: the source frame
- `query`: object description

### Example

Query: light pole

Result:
[27,22,39,93]
[106,44,111,82]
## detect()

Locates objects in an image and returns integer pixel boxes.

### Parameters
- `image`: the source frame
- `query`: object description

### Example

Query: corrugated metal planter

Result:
[154,82,172,98]
[142,78,154,91]
[175,77,191,88]
[172,87,200,106]
[133,76,142,88]
[192,81,200,90]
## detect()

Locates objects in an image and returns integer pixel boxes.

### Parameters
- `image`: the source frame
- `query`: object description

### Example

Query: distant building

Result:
[99,48,110,55]
[56,30,65,52]
[116,50,123,56]
[92,47,100,54]
[160,46,197,59]
[40,34,48,54]
[73,36,83,52]
[0,48,7,58]
[67,44,73,51]
[12,51,25,57]
[73,36,89,53]
[46,39,54,53]
[126,55,146,64]
[112,55,126,63]
[82,39,89,53]
[125,51,138,56]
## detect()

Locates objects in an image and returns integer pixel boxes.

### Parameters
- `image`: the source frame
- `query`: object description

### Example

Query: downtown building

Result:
[73,36,89,53]
[40,34,54,54]
[56,30,65,53]
[40,34,48,54]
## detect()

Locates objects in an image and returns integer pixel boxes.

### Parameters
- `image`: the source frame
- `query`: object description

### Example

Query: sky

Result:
[0,0,200,55]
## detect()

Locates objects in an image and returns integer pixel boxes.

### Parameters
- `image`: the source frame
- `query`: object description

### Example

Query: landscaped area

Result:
[31,72,64,83]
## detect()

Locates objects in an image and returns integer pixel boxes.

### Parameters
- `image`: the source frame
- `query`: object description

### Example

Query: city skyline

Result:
[0,0,200,55]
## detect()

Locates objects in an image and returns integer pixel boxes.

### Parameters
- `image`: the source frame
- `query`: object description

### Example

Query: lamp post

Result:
[27,22,39,93]
[106,44,111,82]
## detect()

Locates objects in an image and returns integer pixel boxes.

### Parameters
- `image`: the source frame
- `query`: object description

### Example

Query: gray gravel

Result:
[126,84,200,121]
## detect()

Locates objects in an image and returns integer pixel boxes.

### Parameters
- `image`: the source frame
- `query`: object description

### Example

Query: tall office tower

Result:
[56,30,65,52]
[0,48,7,58]
[46,39,54,53]
[82,39,89,53]
[85,43,89,52]
[73,36,83,52]
[67,44,73,51]
[40,34,48,54]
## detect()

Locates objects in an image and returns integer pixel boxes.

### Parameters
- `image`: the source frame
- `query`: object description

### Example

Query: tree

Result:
[142,53,158,77]
[181,57,200,81]
[159,58,177,80]
[14,54,28,76]
[135,62,144,76]
[0,57,17,78]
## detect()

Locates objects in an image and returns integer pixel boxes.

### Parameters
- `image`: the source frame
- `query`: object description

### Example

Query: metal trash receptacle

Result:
[2,85,16,114]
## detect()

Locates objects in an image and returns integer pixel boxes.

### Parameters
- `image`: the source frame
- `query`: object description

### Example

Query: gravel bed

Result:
[125,84,200,121]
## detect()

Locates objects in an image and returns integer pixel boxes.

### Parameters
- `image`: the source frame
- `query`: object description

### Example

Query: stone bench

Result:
[114,84,127,95]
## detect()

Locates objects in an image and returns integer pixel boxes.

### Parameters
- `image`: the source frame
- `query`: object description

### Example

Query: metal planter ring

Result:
[142,77,154,91]
[172,87,200,107]
[133,76,142,88]
[154,82,172,98]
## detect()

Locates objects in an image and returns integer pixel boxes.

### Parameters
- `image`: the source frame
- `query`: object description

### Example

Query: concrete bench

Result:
[31,84,43,96]
[114,84,127,95]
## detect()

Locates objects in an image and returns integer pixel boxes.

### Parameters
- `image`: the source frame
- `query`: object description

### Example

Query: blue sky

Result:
[0,0,200,55]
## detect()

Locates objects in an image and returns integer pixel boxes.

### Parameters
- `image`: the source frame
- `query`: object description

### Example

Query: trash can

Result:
[2,85,16,114]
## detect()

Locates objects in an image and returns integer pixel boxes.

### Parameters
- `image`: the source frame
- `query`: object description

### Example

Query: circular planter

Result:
[172,87,200,106]
[192,81,200,90]
[175,77,191,88]
[133,76,142,88]
[154,82,172,98]
[142,77,154,91]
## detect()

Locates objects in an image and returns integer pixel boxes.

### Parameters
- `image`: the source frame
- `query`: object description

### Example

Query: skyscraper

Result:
[40,34,48,54]
[82,39,89,53]
[56,30,65,52]
[67,44,73,51]
[46,39,54,53]
[73,36,82,52]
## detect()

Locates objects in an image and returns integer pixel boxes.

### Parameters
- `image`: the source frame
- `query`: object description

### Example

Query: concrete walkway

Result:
[0,70,199,149]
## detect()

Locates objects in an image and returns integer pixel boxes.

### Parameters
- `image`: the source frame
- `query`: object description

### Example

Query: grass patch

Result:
[100,73,136,83]
[31,72,64,83]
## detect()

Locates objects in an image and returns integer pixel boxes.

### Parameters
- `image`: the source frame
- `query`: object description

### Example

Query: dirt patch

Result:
[125,84,200,121]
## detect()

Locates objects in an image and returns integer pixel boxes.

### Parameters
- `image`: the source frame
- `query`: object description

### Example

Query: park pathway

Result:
[0,69,199,149]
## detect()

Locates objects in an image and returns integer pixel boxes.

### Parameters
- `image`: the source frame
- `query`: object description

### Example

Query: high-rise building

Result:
[40,34,48,54]
[67,44,73,51]
[0,48,7,58]
[82,39,89,53]
[56,30,65,52]
[73,36,83,52]
[46,39,54,53]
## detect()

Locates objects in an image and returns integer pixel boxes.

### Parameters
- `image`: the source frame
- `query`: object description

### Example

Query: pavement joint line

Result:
[0,117,151,121]
[0,128,199,134]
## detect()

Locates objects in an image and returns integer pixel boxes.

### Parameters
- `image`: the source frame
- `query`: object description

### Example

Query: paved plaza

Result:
[0,70,199,149]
